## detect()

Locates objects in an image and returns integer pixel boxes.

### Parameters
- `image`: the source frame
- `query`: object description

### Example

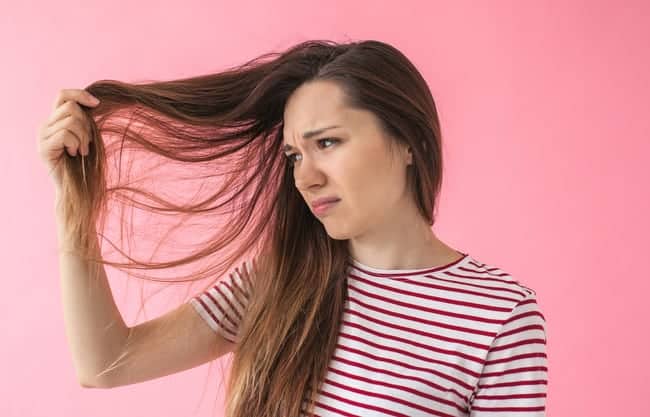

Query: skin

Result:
[282,80,463,270]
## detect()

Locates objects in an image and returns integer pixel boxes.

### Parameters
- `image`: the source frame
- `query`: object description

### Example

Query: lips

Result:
[311,197,341,209]
[312,199,340,216]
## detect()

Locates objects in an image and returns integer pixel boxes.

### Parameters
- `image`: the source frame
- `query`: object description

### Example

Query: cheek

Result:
[341,158,399,210]
[333,142,403,207]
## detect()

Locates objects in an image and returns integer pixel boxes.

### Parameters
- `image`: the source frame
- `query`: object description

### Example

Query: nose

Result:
[293,154,325,191]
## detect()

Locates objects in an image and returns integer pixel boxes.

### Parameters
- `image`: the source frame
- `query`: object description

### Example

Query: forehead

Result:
[282,80,350,139]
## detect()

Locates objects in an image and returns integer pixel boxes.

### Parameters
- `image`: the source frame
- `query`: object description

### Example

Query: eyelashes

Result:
[284,137,340,165]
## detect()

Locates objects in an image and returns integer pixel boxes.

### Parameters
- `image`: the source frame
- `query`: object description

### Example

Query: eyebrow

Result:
[282,125,341,152]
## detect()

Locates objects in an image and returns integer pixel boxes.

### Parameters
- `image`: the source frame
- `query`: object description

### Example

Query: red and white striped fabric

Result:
[189,259,255,344]
[190,252,548,416]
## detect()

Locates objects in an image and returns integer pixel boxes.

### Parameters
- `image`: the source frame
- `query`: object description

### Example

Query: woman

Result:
[38,39,548,416]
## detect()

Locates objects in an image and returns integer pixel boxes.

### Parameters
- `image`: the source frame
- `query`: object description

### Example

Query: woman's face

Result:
[282,80,414,240]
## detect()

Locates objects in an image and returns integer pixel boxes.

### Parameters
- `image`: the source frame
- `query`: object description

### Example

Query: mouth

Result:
[312,199,340,216]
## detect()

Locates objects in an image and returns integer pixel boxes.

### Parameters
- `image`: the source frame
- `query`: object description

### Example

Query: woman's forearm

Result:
[55,192,130,387]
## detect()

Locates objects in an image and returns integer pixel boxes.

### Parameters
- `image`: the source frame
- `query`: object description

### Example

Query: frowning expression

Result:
[282,80,413,239]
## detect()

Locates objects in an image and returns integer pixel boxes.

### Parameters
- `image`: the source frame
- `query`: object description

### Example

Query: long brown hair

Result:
[58,39,444,417]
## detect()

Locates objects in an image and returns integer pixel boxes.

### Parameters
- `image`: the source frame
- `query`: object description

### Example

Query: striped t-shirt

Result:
[189,252,548,416]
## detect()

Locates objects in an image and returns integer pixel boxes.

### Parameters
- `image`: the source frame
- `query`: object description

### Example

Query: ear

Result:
[406,146,413,166]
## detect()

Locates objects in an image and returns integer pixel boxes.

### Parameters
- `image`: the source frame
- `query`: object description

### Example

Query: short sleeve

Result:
[469,292,548,416]
[189,258,256,344]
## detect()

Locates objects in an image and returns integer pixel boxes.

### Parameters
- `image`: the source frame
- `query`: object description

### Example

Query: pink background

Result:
[2,1,648,416]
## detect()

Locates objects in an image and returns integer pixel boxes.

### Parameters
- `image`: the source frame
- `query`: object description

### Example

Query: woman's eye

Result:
[285,138,339,164]
[318,137,339,149]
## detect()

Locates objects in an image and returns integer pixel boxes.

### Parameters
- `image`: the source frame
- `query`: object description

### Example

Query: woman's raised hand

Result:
[37,88,101,190]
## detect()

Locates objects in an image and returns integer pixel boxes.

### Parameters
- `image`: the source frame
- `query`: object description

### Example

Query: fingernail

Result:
[90,96,100,104]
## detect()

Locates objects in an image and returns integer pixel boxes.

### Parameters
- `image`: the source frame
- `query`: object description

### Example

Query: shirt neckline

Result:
[347,251,470,277]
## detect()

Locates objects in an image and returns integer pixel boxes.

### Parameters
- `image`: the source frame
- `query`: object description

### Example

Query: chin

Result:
[323,225,352,241]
